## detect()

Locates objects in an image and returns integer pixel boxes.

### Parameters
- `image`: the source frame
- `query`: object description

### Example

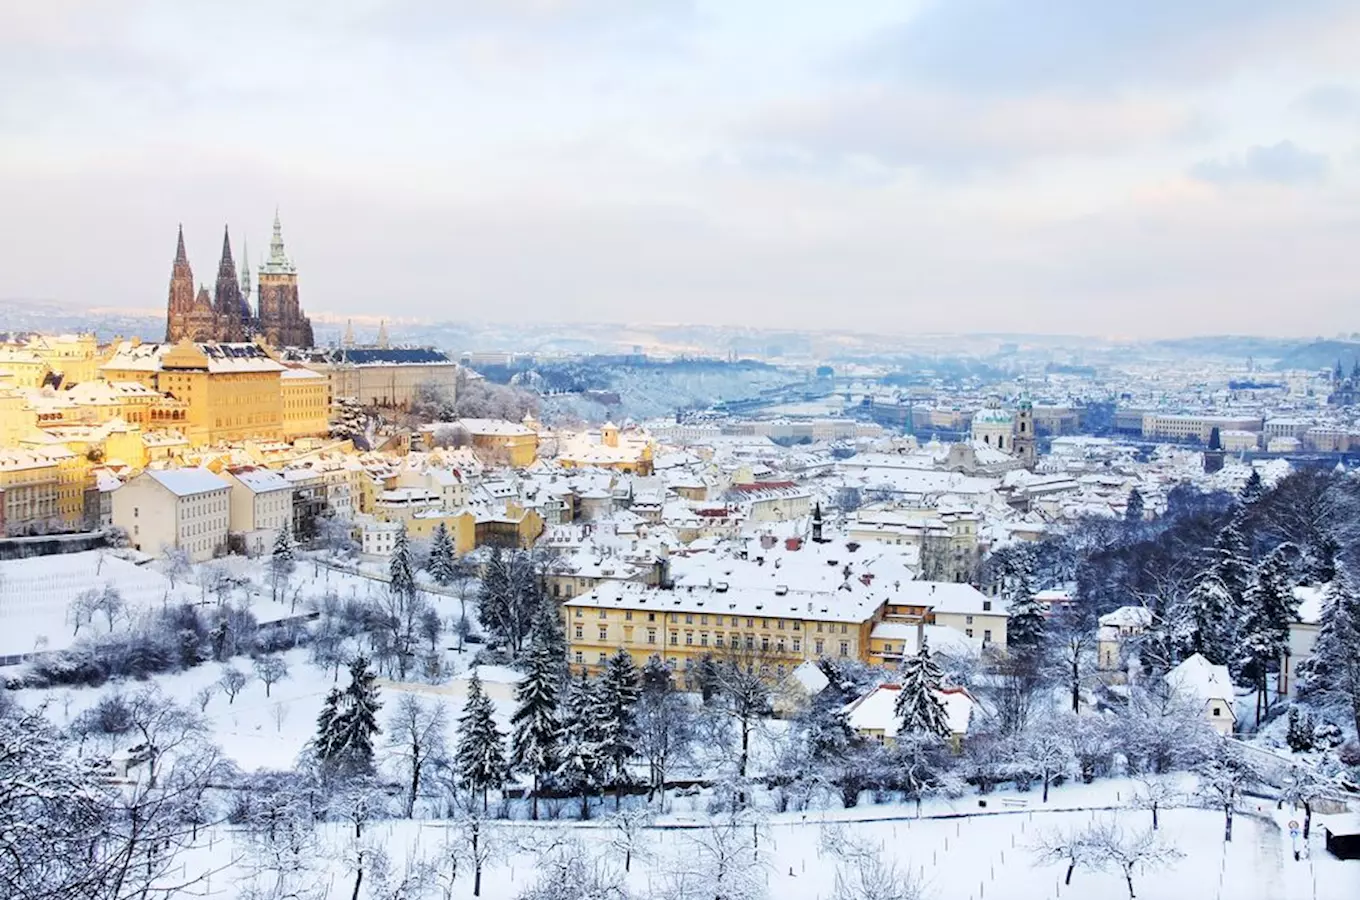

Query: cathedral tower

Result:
[256,211,314,348]
[213,226,249,341]
[165,226,217,342]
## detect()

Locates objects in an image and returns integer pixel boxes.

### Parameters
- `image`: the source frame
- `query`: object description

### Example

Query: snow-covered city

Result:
[5,3,1360,900]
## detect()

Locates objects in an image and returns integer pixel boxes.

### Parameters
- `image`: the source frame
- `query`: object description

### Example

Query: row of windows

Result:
[572,607,850,634]
[574,624,849,657]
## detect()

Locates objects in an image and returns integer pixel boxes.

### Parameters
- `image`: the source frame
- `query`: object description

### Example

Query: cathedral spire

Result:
[343,319,356,348]
[217,224,235,276]
[175,224,188,264]
[262,207,295,274]
[239,237,252,302]
[376,319,390,349]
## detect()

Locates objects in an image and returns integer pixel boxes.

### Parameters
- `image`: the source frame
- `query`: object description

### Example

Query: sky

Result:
[2,0,1360,339]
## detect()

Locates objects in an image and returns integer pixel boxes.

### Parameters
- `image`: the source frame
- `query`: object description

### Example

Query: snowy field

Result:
[178,803,1360,900]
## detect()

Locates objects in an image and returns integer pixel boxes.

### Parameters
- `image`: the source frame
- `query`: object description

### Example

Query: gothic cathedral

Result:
[164,213,315,348]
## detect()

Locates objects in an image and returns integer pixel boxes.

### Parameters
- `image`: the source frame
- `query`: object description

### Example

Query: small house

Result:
[843,683,976,751]
[1164,653,1237,735]
[1322,814,1360,860]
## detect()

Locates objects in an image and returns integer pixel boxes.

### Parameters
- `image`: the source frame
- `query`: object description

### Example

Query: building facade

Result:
[112,468,230,562]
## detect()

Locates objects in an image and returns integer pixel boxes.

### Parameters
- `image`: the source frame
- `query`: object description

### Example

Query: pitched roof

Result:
[145,467,229,496]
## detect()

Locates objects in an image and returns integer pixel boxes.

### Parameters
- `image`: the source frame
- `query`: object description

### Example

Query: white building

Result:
[1164,653,1237,735]
[112,467,230,562]
[223,465,295,556]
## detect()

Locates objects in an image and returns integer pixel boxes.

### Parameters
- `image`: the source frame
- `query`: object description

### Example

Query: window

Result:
[776,640,784,653]
[599,609,607,619]
[700,614,708,625]
[982,600,992,611]
[1212,706,1221,717]
[599,652,608,664]
[792,639,801,652]
[817,623,824,633]
[625,611,633,621]
[716,634,725,648]
[685,632,693,646]
[670,632,678,646]
[686,614,694,624]
[815,639,824,655]
[793,621,801,631]
[746,618,754,627]
[700,633,709,647]
[670,613,678,623]
[648,612,656,622]
[647,629,656,644]
[745,635,754,650]
[965,628,974,638]
[984,630,992,643]
[839,642,849,657]
[575,609,583,618]
[777,620,784,630]
[575,652,583,664]
[599,628,608,641]
[761,637,769,652]
[840,624,847,634]
[575,627,583,639]
[966,615,974,625]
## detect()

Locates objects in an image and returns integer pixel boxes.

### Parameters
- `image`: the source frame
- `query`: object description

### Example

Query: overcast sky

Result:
[3,1,1359,338]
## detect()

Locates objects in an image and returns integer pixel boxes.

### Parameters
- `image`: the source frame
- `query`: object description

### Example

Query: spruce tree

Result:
[1125,487,1145,524]
[389,523,416,601]
[478,546,512,648]
[511,629,562,820]
[1235,544,1298,724]
[1006,589,1048,664]
[1296,568,1360,737]
[597,649,642,808]
[894,637,952,740]
[428,522,457,586]
[315,657,383,779]
[556,670,606,819]
[455,670,506,811]
[1240,469,1264,505]
[270,521,296,602]
[1285,707,1314,752]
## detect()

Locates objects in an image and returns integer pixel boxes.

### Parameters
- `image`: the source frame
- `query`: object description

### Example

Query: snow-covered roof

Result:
[226,466,293,493]
[564,580,887,624]
[1164,653,1236,714]
[145,467,229,496]
[1099,606,1154,629]
[843,684,975,737]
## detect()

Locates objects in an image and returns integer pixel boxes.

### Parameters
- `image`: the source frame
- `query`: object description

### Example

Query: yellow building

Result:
[0,446,83,534]
[555,422,654,474]
[0,385,34,447]
[404,509,477,555]
[562,581,884,679]
[422,418,539,467]
[0,349,53,389]
[23,334,102,385]
[280,367,330,440]
[101,339,285,447]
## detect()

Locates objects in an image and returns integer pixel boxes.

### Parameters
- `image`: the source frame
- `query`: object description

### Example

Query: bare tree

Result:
[608,808,654,873]
[219,665,250,704]
[451,799,501,898]
[1129,772,1181,831]
[1196,742,1259,842]
[1082,819,1184,899]
[831,857,924,900]
[254,656,290,698]
[387,694,449,818]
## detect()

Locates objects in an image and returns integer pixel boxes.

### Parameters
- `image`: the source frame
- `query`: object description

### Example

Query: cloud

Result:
[1190,141,1330,186]
[854,0,1353,93]
[744,88,1192,173]
[1293,84,1360,119]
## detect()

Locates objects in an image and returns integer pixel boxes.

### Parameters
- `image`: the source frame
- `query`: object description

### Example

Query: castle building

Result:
[164,214,314,348]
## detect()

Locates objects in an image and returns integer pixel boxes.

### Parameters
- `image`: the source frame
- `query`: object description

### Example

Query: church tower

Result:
[165,225,195,341]
[256,211,314,348]
[1014,396,1037,469]
[213,226,248,341]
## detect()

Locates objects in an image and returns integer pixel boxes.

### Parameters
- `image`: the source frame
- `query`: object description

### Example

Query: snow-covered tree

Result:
[1196,742,1259,842]
[635,657,696,810]
[598,649,642,808]
[455,670,506,812]
[387,694,448,818]
[894,637,951,740]
[253,654,289,698]
[315,655,383,780]
[1125,487,1145,524]
[1296,566,1360,737]
[511,625,563,820]
[218,664,249,704]
[1240,468,1264,505]
[389,523,416,602]
[1235,543,1298,724]
[428,521,457,586]
[478,547,545,656]
[270,521,296,602]
[557,670,607,819]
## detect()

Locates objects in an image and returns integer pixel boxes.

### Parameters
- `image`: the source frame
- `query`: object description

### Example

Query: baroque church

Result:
[164,213,315,348]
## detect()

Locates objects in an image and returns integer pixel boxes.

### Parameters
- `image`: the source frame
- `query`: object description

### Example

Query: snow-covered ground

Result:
[177,799,1360,900]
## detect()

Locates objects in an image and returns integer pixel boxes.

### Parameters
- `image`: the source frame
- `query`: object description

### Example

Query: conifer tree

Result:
[270,521,296,602]
[1125,487,1145,524]
[556,670,606,819]
[511,626,562,820]
[455,670,506,811]
[1296,568,1360,737]
[1236,544,1298,724]
[428,522,457,586]
[894,638,951,740]
[389,523,417,602]
[1006,587,1048,664]
[315,656,383,779]
[1240,469,1264,505]
[597,649,642,807]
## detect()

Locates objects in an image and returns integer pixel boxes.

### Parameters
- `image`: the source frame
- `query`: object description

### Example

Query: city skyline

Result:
[3,2,1360,338]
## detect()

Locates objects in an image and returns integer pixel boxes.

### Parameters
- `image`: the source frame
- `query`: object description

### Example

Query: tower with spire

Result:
[165,226,218,342]
[256,209,314,348]
[212,225,249,341]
